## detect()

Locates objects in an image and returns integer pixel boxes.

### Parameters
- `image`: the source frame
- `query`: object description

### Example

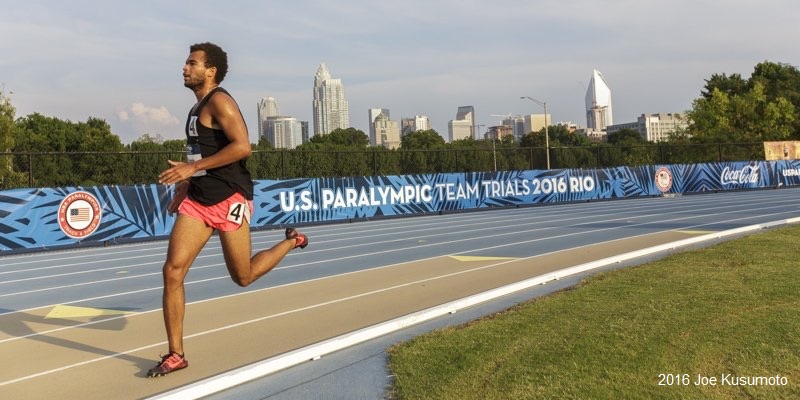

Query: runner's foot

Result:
[285,227,309,249]
[147,352,188,377]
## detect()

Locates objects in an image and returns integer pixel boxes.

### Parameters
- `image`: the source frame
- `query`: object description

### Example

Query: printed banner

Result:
[764,141,800,160]
[1,160,798,253]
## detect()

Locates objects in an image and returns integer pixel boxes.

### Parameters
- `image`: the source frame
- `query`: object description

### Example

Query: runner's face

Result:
[183,51,215,89]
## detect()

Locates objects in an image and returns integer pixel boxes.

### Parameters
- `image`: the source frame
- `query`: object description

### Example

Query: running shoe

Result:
[147,352,188,377]
[285,227,309,249]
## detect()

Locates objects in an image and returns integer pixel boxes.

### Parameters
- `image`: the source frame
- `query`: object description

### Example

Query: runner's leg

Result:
[162,214,213,355]
[219,220,297,287]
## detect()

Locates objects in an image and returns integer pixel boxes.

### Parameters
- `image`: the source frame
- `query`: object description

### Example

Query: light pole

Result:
[520,96,550,169]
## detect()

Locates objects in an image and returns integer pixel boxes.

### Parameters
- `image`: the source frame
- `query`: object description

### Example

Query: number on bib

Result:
[227,202,250,224]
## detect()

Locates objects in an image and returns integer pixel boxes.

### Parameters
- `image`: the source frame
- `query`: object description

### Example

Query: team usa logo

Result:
[58,191,103,239]
[654,167,673,193]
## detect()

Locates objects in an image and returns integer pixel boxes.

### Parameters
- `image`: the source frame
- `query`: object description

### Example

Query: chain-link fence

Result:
[0,142,765,190]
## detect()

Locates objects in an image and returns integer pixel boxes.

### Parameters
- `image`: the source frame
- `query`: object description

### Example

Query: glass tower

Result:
[313,63,350,136]
[585,69,613,131]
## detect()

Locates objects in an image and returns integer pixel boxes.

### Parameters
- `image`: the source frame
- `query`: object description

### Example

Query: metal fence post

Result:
[28,153,33,187]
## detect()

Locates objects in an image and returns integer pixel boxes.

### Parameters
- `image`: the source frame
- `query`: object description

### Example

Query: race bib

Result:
[186,142,207,177]
[227,202,251,225]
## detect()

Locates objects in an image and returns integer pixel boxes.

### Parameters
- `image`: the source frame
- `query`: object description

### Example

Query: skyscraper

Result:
[585,69,613,131]
[257,97,280,139]
[373,113,401,149]
[264,116,303,149]
[501,115,526,141]
[449,106,475,142]
[312,63,349,136]
[368,108,390,145]
[401,115,431,136]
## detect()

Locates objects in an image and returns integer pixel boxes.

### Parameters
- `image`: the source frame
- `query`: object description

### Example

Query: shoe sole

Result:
[147,365,187,378]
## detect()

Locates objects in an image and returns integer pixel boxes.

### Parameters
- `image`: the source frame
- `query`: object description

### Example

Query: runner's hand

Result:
[159,160,197,185]
[167,180,189,215]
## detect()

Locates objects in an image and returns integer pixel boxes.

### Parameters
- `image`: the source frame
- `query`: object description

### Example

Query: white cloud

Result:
[128,103,180,125]
[2,0,799,143]
[114,103,181,143]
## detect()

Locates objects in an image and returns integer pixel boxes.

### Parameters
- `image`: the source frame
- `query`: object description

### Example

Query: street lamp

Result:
[520,96,550,169]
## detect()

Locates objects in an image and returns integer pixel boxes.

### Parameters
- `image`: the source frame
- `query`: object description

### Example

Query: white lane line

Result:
[0,219,732,388]
[0,196,682,276]
[3,205,773,341]
[1,202,793,303]
[0,191,789,274]
[3,214,798,389]
[3,192,793,292]
[148,216,800,400]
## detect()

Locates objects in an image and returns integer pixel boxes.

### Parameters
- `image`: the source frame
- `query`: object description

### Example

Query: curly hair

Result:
[189,42,228,84]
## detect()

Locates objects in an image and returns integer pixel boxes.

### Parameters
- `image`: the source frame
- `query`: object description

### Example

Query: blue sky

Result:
[1,0,797,144]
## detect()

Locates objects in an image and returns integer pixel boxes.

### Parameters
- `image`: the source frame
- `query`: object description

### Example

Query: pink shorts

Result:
[178,192,253,232]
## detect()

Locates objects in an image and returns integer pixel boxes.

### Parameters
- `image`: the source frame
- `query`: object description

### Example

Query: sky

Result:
[1,0,798,144]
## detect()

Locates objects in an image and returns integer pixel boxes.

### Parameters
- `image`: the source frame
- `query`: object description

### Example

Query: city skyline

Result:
[1,1,797,144]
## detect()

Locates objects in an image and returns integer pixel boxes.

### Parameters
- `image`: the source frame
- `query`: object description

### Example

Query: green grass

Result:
[387,225,800,400]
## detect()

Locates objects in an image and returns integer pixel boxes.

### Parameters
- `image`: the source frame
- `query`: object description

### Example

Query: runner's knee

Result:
[230,274,253,287]
[162,262,189,286]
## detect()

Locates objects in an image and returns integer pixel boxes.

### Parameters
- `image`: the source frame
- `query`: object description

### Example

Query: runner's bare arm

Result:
[159,92,251,185]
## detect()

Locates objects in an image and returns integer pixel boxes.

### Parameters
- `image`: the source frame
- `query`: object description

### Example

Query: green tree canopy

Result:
[518,125,581,148]
[0,90,26,188]
[607,128,646,145]
[400,129,446,149]
[688,82,795,142]
[308,127,369,148]
[690,61,800,141]
[701,72,748,100]
[547,125,590,147]
[0,90,13,154]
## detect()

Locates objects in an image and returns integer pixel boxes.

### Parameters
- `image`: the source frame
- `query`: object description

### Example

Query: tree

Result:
[690,61,800,142]
[0,89,13,156]
[750,61,800,137]
[309,127,369,147]
[400,129,445,149]
[688,82,795,143]
[519,130,546,148]
[13,113,127,186]
[0,89,26,188]
[701,73,748,100]
[128,134,171,184]
[607,128,645,145]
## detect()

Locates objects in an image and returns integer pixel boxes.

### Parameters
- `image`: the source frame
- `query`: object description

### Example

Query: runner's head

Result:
[189,42,228,84]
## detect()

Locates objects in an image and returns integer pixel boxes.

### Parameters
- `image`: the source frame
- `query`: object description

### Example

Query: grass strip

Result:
[388,225,800,399]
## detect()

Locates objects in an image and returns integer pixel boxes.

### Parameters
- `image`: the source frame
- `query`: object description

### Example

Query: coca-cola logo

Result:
[720,165,760,185]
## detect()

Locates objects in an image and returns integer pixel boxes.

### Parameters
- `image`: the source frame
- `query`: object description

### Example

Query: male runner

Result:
[148,42,308,377]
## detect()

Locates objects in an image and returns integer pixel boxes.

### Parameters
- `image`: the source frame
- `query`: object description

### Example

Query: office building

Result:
[401,115,431,135]
[257,97,280,139]
[368,108,390,145]
[448,106,475,141]
[485,125,513,141]
[373,113,401,149]
[499,115,527,141]
[606,113,688,142]
[312,63,349,136]
[585,69,613,131]
[523,113,551,136]
[263,116,304,149]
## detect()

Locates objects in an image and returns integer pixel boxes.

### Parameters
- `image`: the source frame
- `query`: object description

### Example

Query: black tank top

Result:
[185,87,254,205]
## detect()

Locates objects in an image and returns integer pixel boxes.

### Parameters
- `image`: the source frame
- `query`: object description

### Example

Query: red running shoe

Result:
[285,227,309,249]
[147,352,188,377]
